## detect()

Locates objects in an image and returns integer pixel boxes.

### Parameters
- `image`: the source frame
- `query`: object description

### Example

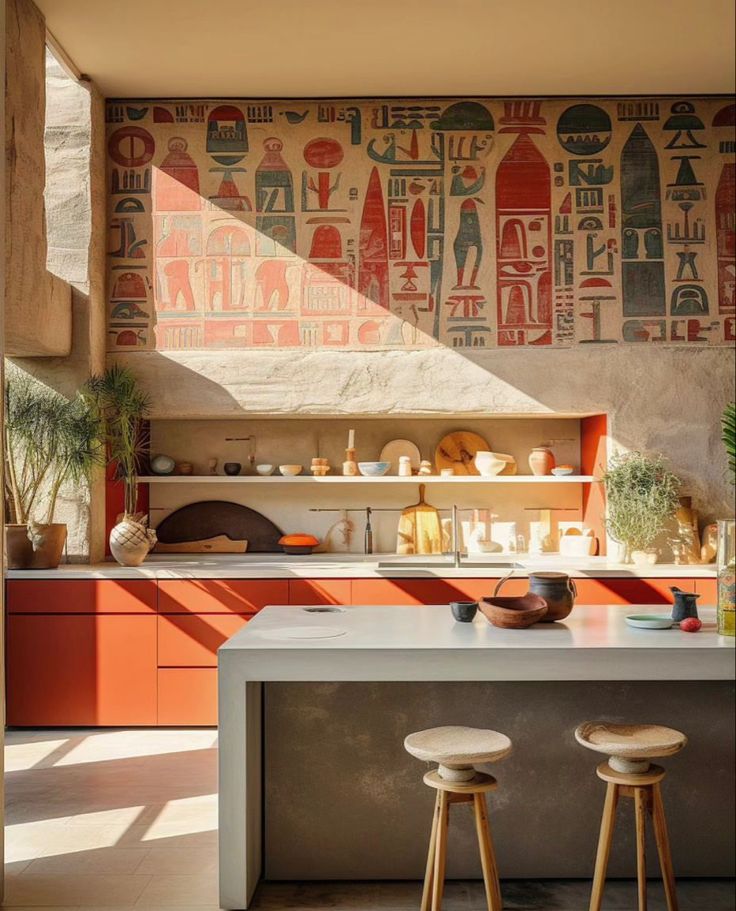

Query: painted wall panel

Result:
[106,97,735,352]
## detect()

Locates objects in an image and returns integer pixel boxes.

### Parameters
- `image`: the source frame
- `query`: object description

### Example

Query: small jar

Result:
[529,446,556,476]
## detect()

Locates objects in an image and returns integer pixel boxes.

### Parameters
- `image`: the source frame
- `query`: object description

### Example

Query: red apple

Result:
[680,617,702,633]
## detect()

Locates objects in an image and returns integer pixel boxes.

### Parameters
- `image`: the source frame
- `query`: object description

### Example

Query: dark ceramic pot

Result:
[670,587,700,621]
[223,462,242,476]
[450,600,478,622]
[528,572,577,622]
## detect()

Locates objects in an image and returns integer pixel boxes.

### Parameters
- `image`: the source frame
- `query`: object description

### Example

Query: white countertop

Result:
[218,604,735,681]
[5,554,719,580]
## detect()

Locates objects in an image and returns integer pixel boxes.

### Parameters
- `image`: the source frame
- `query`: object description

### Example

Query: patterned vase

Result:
[109,516,157,567]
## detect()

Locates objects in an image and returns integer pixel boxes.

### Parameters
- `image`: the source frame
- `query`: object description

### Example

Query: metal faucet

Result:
[451,504,462,568]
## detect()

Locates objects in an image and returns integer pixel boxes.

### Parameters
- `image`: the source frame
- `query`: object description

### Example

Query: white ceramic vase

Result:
[474,451,505,477]
[109,516,157,567]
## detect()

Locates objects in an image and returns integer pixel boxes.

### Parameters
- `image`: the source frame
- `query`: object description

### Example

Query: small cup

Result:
[223,462,242,476]
[256,464,274,476]
[450,600,478,623]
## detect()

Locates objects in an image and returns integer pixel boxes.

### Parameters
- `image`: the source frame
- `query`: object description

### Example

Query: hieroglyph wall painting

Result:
[106,97,735,352]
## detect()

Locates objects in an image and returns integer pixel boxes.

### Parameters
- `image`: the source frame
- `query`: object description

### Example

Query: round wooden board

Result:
[380,439,422,474]
[435,432,490,476]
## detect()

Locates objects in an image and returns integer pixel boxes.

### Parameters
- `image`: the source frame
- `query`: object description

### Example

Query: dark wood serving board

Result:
[153,501,283,553]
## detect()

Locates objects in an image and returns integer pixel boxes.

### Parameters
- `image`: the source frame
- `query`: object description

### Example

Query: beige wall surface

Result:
[33,0,736,98]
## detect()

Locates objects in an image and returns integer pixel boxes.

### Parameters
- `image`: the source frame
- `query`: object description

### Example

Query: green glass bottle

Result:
[717,519,735,637]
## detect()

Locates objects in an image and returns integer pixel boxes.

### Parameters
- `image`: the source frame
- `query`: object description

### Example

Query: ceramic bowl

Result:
[279,534,319,555]
[625,614,674,630]
[256,464,274,476]
[279,464,303,476]
[551,466,575,476]
[223,462,242,476]
[358,461,391,477]
[150,454,176,475]
[479,594,548,629]
[450,601,478,623]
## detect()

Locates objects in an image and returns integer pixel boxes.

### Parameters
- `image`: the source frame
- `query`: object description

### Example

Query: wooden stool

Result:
[404,725,512,911]
[575,721,688,911]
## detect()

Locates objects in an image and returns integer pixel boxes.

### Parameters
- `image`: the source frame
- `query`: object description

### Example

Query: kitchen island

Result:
[218,604,734,909]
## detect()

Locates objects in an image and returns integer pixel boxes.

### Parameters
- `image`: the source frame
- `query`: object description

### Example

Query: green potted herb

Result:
[601,451,681,565]
[4,367,103,569]
[84,365,156,565]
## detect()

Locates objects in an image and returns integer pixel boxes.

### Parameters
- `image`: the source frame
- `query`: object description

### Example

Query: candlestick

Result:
[348,428,355,450]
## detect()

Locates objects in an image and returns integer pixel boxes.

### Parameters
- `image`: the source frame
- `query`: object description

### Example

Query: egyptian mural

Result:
[106,97,736,351]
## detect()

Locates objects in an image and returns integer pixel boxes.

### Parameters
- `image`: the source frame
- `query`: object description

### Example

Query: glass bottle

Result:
[717,519,735,637]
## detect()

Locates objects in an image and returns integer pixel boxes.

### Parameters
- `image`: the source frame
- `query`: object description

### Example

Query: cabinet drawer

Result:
[158,668,217,726]
[158,614,249,667]
[350,578,500,606]
[289,580,351,605]
[694,578,718,605]
[158,579,288,614]
[574,578,691,605]
[6,614,157,726]
[6,579,157,614]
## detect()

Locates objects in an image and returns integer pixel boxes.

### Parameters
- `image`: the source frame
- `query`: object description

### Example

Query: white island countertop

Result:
[219,604,735,681]
[6,553,719,580]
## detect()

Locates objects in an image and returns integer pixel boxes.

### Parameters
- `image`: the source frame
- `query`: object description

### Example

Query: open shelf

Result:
[139,475,597,484]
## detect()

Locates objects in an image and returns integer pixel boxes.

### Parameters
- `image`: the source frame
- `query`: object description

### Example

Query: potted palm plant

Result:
[4,368,103,569]
[601,450,681,565]
[84,365,156,566]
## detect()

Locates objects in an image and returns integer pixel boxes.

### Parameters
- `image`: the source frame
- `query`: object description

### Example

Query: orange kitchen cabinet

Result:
[574,577,692,605]
[158,614,249,667]
[6,579,157,614]
[158,668,218,726]
[158,579,288,614]
[289,579,352,605]
[350,578,502,606]
[6,614,157,726]
[694,578,718,605]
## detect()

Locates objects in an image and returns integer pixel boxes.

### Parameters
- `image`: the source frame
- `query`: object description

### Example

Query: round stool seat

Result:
[575,721,686,774]
[405,725,512,782]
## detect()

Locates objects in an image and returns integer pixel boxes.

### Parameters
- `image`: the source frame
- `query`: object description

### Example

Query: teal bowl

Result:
[358,461,391,477]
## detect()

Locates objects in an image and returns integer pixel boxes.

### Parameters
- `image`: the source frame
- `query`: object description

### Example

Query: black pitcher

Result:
[670,586,700,622]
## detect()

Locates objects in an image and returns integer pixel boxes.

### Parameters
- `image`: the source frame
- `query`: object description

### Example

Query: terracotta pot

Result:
[5,523,67,570]
[479,594,548,629]
[109,517,157,567]
[528,447,555,476]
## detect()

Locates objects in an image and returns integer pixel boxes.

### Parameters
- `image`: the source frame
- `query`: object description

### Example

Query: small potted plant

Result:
[4,368,102,569]
[601,450,681,565]
[84,365,156,566]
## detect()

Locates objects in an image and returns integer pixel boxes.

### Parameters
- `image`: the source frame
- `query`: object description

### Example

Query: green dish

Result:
[625,614,674,630]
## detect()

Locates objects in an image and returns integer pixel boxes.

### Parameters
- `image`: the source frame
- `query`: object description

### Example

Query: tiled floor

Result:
[3,730,734,910]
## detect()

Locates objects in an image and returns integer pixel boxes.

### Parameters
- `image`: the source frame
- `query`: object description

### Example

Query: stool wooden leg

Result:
[650,783,679,911]
[589,782,619,911]
[634,787,648,911]
[421,792,441,911]
[473,792,502,911]
[431,790,450,911]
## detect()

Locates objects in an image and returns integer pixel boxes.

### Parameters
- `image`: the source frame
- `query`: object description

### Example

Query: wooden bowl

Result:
[479,594,548,629]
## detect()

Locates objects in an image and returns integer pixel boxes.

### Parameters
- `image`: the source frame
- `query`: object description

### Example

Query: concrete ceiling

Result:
[35,0,736,98]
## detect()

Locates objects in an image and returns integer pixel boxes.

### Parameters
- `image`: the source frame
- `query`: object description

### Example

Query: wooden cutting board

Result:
[154,535,249,554]
[154,501,283,552]
[434,431,490,476]
[396,485,443,555]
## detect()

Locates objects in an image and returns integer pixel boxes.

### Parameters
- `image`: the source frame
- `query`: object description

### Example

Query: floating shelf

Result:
[139,475,597,484]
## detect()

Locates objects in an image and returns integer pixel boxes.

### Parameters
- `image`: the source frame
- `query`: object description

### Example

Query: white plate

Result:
[625,614,674,630]
[380,439,421,474]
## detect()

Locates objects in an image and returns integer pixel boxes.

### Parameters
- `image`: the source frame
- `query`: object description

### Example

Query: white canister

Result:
[398,456,412,477]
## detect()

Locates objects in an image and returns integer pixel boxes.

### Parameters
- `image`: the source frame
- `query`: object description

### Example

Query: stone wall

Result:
[4,0,71,356]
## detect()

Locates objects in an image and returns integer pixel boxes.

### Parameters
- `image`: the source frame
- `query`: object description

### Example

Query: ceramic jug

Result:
[670,586,700,622]
[493,570,577,622]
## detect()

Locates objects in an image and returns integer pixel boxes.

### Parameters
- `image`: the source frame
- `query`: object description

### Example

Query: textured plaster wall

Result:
[8,48,107,560]
[265,681,736,879]
[117,343,735,523]
[4,0,71,356]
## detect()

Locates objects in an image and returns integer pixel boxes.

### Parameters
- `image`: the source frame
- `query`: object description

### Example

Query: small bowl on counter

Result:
[450,600,478,623]
[279,534,320,555]
[279,464,303,476]
[479,594,548,629]
[358,461,391,477]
